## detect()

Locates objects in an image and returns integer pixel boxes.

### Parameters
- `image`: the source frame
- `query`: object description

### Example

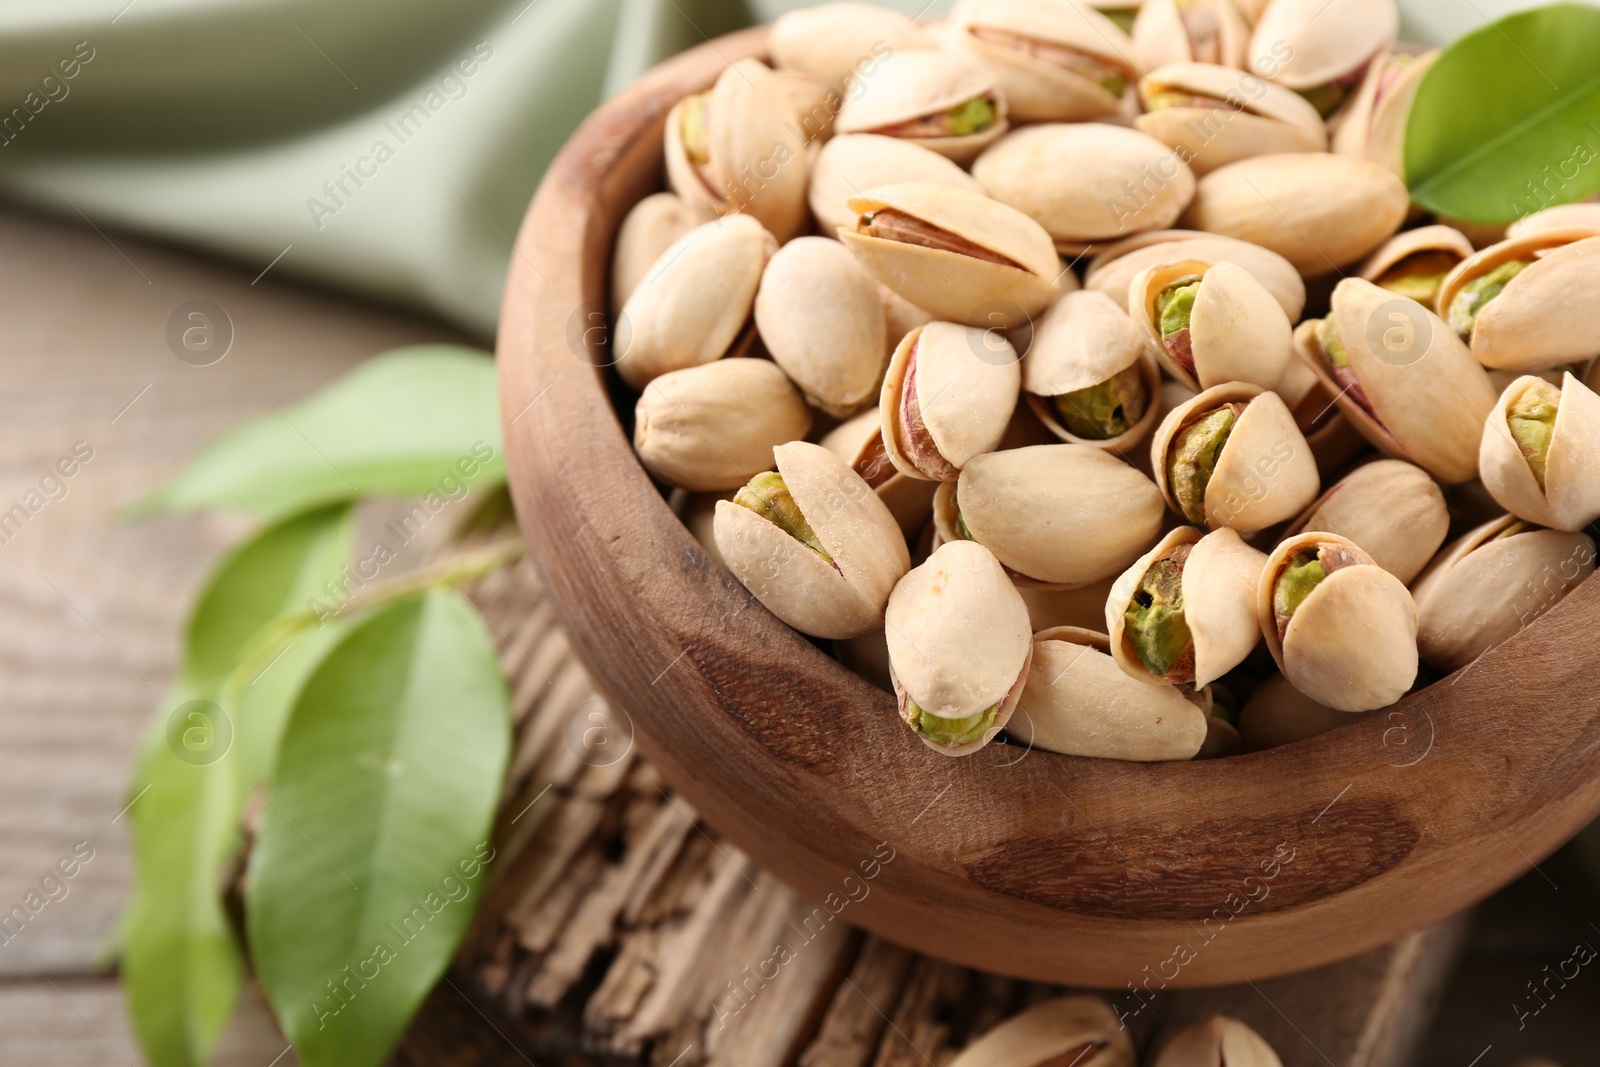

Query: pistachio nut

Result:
[1411,514,1596,672]
[973,123,1195,251]
[808,133,986,236]
[1248,0,1398,117]
[880,282,936,358]
[880,322,1021,482]
[713,441,910,639]
[1480,372,1600,533]
[1018,578,1119,632]
[1437,230,1600,371]
[1356,224,1474,308]
[1133,0,1249,71]
[1507,202,1600,240]
[633,358,812,491]
[842,182,1059,327]
[1294,278,1498,484]
[1330,50,1437,176]
[1259,531,1418,712]
[754,236,888,417]
[949,993,1135,1067]
[953,0,1143,124]
[884,539,1033,756]
[774,68,838,143]
[1286,459,1449,584]
[834,48,1008,164]
[1086,229,1306,320]
[615,214,774,390]
[820,406,939,535]
[1154,1014,1284,1067]
[1275,358,1367,482]
[1198,707,1243,758]
[769,2,933,92]
[676,488,734,570]
[664,59,811,241]
[1152,382,1320,532]
[611,192,713,313]
[1022,290,1162,451]
[1135,62,1327,175]
[1231,0,1271,24]
[1181,153,1408,275]
[933,443,1167,588]
[1238,673,1352,751]
[1130,258,1293,391]
[1107,525,1266,688]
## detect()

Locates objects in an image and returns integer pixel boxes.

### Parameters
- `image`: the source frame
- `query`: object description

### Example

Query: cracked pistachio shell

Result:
[1286,459,1448,585]
[881,322,1021,481]
[611,193,714,313]
[1182,154,1407,275]
[1131,258,1293,392]
[1133,0,1248,71]
[842,182,1059,327]
[1152,382,1320,532]
[974,124,1194,252]
[1356,224,1473,306]
[615,214,774,390]
[1295,278,1498,484]
[1107,525,1266,688]
[885,539,1033,756]
[820,406,938,535]
[1411,515,1596,673]
[1259,532,1417,713]
[809,134,985,236]
[949,993,1136,1067]
[633,359,811,491]
[934,444,1167,588]
[1135,62,1326,175]
[754,237,888,417]
[1248,0,1397,91]
[1022,290,1162,451]
[953,0,1142,123]
[1437,231,1600,371]
[1155,1015,1284,1067]
[1238,674,1352,751]
[1481,373,1600,533]
[713,441,910,640]
[834,49,1009,164]
[1508,202,1600,240]
[664,59,810,242]
[1086,229,1306,320]
[770,3,933,92]
[1331,50,1437,176]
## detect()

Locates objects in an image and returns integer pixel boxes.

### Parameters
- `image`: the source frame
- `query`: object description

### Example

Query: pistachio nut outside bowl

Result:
[498,27,1600,987]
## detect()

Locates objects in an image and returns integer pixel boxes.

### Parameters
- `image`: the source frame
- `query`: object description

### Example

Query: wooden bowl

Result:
[498,28,1600,987]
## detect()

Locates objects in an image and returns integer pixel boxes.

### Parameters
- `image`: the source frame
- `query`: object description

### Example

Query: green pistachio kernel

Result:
[946,96,997,136]
[1100,72,1127,98]
[1316,317,1350,369]
[1157,276,1203,338]
[1167,405,1238,525]
[910,702,996,746]
[1103,7,1138,33]
[1448,259,1531,339]
[1507,380,1560,488]
[1375,250,1460,305]
[1273,550,1327,624]
[734,472,832,562]
[1052,363,1149,440]
[1143,89,1190,112]
[1124,555,1192,678]
[1495,519,1533,540]
[680,94,711,165]
[1297,80,1353,118]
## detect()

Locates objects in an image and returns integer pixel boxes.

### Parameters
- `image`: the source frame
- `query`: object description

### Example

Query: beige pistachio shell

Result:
[880,322,1021,482]
[633,359,812,491]
[1135,62,1327,175]
[953,0,1142,123]
[1287,459,1448,584]
[1018,578,1119,632]
[934,444,1166,588]
[775,68,838,143]
[1331,51,1436,175]
[1508,202,1600,240]
[1086,229,1306,320]
[1437,232,1600,371]
[769,3,933,91]
[754,237,887,417]
[1480,373,1600,533]
[1153,383,1320,532]
[1259,531,1417,713]
[1248,0,1397,90]
[615,214,774,390]
[1022,290,1163,452]
[885,539,1033,756]
[1131,258,1292,391]
[1154,1014,1284,1067]
[611,193,713,313]
[713,441,910,640]
[808,134,986,236]
[820,407,939,535]
[1133,0,1248,71]
[834,49,1008,163]
[949,994,1135,1067]
[1238,674,1353,752]
[879,283,937,360]
[973,124,1193,251]
[842,182,1059,327]
[1356,224,1473,306]
[1411,515,1597,672]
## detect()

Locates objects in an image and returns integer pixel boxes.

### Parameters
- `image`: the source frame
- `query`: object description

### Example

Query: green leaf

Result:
[1406,3,1600,222]
[247,590,510,1067]
[134,346,505,518]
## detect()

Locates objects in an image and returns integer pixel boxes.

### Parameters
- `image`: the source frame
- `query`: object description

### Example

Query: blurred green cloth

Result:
[0,0,1513,336]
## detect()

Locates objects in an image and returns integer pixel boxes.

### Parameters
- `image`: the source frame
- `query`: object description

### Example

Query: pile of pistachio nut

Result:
[614,0,1600,760]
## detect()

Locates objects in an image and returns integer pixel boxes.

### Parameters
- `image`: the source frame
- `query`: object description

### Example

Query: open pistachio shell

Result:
[1248,0,1397,100]
[1411,514,1596,672]
[973,123,1194,251]
[820,407,939,535]
[713,441,910,640]
[880,322,1021,482]
[1286,459,1448,585]
[1022,290,1162,452]
[934,444,1166,589]
[615,214,774,390]
[1356,224,1474,308]
[1331,50,1436,176]
[1133,0,1248,71]
[1238,674,1353,752]
[1154,1014,1284,1067]
[885,539,1033,756]
[770,2,933,92]
[809,134,986,236]
[1508,202,1600,240]
[1130,258,1293,392]
[1152,382,1320,532]
[1182,154,1407,275]
[834,48,1008,164]
[754,237,887,418]
[1294,278,1498,484]
[633,359,812,491]
[1436,231,1600,371]
[611,193,713,313]
[1480,372,1600,533]
[1259,531,1417,713]
[949,994,1135,1067]
[1135,62,1326,175]
[841,182,1060,327]
[953,0,1142,123]
[1086,229,1306,319]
